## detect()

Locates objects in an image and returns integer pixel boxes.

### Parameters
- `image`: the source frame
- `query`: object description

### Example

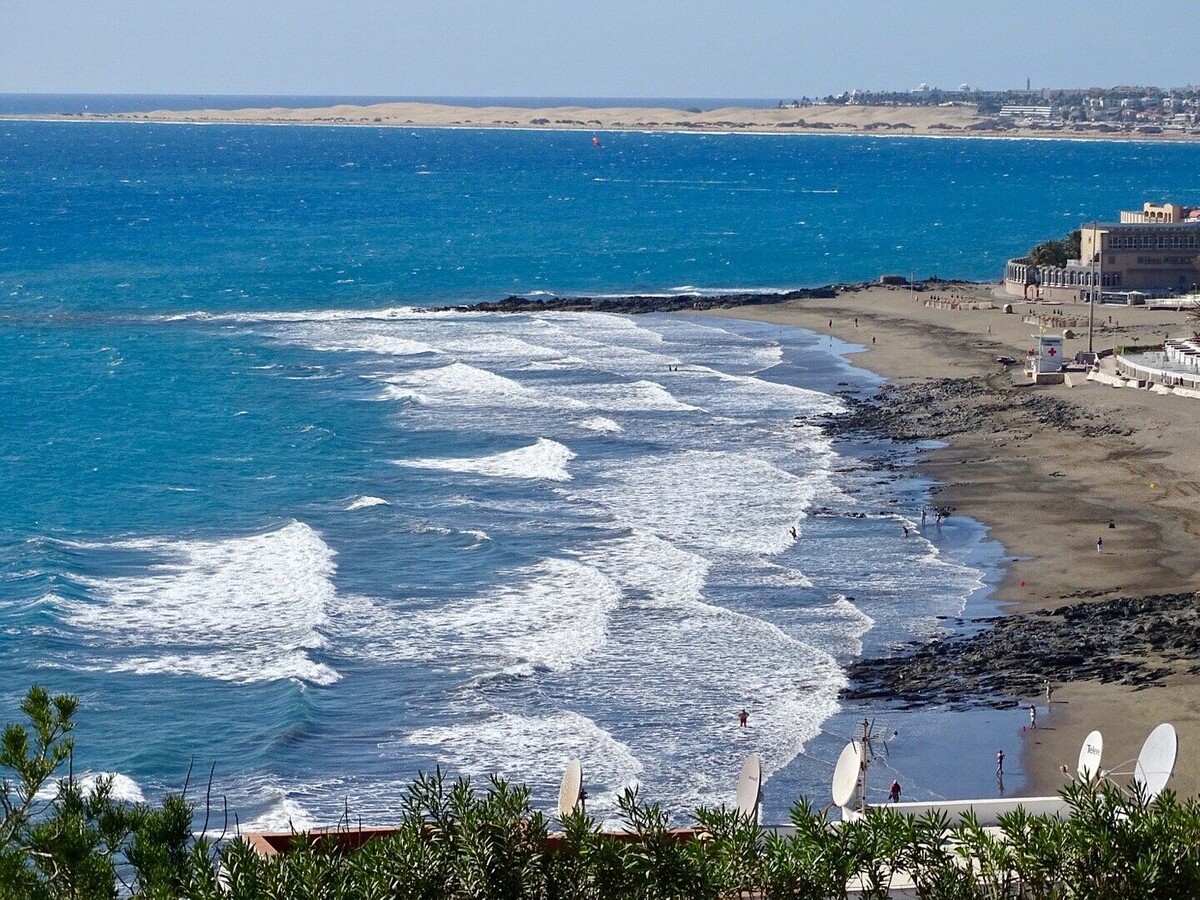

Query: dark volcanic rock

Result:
[433,288,837,315]
[844,592,1200,708]
[815,376,1122,442]
[429,279,989,316]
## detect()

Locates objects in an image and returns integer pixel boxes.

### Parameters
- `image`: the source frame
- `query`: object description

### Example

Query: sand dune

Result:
[24,100,1191,141]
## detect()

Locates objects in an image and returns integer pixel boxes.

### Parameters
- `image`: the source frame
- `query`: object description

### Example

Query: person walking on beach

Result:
[888,780,901,803]
[1045,680,1053,705]
[996,749,1005,777]
[1029,705,1037,729]
[920,508,926,527]
[1096,537,1103,554]
[738,709,749,728]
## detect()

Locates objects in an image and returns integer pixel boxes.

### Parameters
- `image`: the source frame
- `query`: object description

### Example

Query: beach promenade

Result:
[701,284,1200,799]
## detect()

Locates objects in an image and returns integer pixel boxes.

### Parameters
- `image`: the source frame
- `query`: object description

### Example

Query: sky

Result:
[1,0,1197,100]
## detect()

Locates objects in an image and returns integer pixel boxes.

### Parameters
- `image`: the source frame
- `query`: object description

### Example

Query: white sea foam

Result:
[517,355,587,372]
[400,438,575,482]
[35,772,146,805]
[287,326,439,357]
[574,416,623,434]
[81,772,146,804]
[262,314,578,370]
[345,495,389,510]
[404,709,642,822]
[130,300,995,819]
[433,332,571,364]
[705,371,844,416]
[637,316,786,373]
[237,790,319,834]
[799,513,987,643]
[788,594,876,658]
[336,557,619,674]
[56,521,340,686]
[574,530,709,609]
[736,561,815,589]
[585,450,823,557]
[163,306,425,324]
[573,379,699,412]
[378,362,579,410]
[566,529,844,812]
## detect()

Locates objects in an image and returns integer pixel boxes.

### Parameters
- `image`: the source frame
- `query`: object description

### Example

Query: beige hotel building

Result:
[1004,202,1200,302]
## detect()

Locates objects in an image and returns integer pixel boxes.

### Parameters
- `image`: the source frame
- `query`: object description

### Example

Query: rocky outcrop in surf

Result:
[435,287,838,314]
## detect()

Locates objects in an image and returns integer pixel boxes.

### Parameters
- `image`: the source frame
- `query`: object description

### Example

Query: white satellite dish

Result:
[558,758,584,819]
[1133,723,1177,800]
[1077,729,1103,781]
[831,741,861,809]
[734,753,762,821]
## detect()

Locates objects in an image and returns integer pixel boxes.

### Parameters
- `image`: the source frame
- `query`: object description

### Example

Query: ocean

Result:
[1,117,1198,828]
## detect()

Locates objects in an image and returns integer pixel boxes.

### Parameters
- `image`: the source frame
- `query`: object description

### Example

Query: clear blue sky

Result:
[2,0,1197,98]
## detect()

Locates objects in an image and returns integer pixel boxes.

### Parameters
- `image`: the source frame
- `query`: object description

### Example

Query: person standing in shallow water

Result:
[996,749,1005,777]
[738,709,748,728]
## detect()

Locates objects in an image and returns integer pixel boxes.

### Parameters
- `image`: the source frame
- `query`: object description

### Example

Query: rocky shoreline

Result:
[699,283,1200,794]
[434,287,837,314]
[843,591,1200,709]
[815,375,1178,710]
[816,374,1129,443]
[432,279,1000,315]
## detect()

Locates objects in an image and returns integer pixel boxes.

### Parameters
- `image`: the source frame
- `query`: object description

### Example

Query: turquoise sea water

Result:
[2,119,1198,827]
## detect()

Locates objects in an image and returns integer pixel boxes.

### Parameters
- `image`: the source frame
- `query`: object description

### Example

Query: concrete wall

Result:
[839,795,1068,827]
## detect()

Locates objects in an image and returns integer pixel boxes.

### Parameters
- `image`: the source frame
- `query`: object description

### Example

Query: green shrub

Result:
[6,686,1200,898]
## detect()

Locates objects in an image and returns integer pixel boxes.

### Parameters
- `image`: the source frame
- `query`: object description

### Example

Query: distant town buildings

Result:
[1005,202,1200,302]
[998,105,1052,119]
[778,85,1200,135]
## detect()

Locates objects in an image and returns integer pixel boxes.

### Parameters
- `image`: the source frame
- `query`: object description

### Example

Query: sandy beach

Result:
[17,100,1200,142]
[699,284,1200,799]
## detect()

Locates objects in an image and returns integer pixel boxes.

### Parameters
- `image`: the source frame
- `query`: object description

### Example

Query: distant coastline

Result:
[9,100,1200,142]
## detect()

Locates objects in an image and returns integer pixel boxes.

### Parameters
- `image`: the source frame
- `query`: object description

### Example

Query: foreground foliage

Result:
[4,686,1200,898]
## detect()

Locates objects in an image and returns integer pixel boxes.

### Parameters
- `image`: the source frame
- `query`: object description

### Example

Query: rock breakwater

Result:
[436,287,838,315]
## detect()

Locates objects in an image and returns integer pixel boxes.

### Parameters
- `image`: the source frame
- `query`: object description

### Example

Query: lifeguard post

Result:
[1025,333,1065,384]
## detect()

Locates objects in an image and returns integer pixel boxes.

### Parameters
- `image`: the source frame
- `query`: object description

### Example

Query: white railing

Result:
[838,796,1068,827]
[1115,354,1200,390]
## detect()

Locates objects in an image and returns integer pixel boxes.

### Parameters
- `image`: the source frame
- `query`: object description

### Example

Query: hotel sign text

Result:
[1136,256,1192,265]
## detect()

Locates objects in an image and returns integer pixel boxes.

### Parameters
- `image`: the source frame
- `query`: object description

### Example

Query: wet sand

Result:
[699,284,1200,799]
